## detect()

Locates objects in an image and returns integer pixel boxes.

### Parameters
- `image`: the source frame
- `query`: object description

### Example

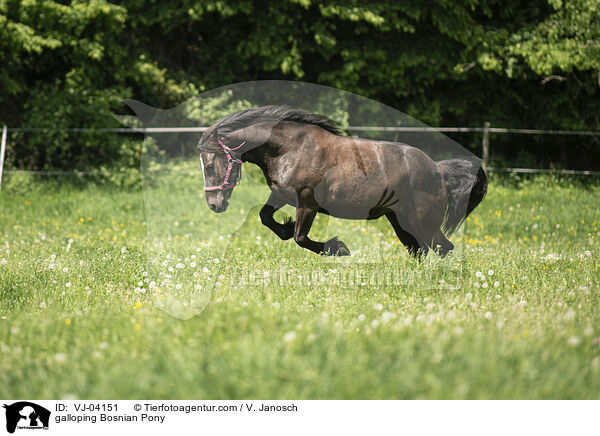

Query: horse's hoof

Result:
[323,237,350,256]
[280,219,295,240]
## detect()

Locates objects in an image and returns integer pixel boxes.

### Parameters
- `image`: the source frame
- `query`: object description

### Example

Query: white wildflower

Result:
[381,311,396,323]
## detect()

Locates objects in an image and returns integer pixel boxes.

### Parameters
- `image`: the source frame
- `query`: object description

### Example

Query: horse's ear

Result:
[122,99,154,117]
[114,99,163,132]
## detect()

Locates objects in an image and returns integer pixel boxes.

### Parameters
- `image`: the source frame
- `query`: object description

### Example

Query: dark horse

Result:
[198,106,487,257]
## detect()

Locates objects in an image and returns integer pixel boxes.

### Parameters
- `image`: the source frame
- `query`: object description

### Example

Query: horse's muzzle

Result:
[208,200,228,213]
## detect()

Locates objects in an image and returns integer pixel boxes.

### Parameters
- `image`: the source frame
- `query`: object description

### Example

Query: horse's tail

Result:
[437,159,488,236]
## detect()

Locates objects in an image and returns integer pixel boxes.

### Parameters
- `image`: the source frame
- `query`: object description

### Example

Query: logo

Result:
[3,402,50,434]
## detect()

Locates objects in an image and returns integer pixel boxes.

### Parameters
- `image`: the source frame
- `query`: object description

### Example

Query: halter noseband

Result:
[202,137,245,191]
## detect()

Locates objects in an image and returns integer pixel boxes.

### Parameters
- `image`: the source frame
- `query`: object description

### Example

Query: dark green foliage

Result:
[1,0,599,171]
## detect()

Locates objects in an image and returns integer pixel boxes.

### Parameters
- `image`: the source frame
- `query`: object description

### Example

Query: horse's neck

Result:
[241,142,286,184]
[242,124,304,173]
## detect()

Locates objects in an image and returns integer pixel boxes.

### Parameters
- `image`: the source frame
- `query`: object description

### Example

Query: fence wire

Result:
[1,124,600,178]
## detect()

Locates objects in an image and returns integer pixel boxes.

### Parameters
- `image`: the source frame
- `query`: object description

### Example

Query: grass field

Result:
[1,162,599,399]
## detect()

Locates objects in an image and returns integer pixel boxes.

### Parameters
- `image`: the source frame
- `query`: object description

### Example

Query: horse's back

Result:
[344,137,442,190]
[310,134,444,220]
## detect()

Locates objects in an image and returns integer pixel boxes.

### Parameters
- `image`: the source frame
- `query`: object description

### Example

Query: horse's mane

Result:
[215,105,342,135]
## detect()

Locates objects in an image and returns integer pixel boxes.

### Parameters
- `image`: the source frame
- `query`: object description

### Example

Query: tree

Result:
[1,0,599,171]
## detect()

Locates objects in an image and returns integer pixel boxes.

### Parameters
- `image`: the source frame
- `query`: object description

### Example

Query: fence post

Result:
[0,125,7,191]
[482,121,490,172]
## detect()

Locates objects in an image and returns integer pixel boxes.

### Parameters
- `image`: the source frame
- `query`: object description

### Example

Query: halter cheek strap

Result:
[202,137,246,191]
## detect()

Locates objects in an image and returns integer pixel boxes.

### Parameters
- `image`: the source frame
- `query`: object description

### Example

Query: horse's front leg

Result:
[259,193,295,240]
[294,190,350,256]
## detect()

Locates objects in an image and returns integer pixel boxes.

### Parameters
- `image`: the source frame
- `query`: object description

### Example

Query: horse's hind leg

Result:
[385,212,425,258]
[259,193,294,240]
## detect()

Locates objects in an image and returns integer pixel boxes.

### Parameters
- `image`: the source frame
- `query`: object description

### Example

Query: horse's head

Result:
[198,126,243,213]
[197,107,287,213]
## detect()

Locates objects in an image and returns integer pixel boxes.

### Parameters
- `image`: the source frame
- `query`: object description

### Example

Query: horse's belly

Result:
[319,198,376,219]
[314,183,385,220]
[270,166,393,219]
[324,204,372,219]
[269,183,378,219]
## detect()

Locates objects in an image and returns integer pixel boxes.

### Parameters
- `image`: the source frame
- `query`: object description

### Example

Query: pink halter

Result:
[202,137,246,191]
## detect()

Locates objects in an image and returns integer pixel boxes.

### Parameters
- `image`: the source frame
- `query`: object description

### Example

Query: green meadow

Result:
[1,162,599,399]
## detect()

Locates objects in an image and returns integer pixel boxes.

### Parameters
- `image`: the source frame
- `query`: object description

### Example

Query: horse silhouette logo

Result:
[3,402,50,433]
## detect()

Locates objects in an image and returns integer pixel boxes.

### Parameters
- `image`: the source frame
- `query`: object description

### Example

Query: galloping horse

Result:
[198,106,487,257]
